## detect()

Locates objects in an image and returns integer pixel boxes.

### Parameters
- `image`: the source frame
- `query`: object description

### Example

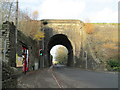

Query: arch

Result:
[47,34,74,67]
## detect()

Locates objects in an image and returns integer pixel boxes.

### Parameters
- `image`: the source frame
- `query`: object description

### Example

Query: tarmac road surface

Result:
[17,67,118,88]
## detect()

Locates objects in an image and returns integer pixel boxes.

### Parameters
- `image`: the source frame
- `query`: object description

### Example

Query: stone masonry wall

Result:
[1,21,41,88]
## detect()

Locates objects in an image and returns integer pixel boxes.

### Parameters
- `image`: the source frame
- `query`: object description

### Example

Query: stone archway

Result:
[47,34,74,67]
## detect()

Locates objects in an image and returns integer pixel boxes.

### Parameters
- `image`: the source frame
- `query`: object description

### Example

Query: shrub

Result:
[113,67,120,71]
[107,59,120,71]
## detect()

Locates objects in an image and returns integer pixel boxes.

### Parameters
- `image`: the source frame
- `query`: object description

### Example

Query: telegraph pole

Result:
[15,0,18,44]
[15,0,18,67]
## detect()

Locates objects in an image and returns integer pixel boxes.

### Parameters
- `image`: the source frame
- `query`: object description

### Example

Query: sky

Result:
[18,0,119,23]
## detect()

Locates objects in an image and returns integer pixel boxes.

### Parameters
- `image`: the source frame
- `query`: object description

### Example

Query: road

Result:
[17,67,118,88]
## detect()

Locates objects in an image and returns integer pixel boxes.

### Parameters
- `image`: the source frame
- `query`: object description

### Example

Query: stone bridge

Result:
[40,19,87,67]
[0,20,101,71]
[0,20,101,70]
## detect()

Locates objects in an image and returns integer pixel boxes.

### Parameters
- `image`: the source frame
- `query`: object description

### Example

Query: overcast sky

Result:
[19,0,119,23]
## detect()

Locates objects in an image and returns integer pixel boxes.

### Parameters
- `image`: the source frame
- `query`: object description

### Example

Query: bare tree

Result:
[0,0,16,27]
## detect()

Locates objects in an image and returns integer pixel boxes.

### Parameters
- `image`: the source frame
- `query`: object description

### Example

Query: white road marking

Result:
[48,65,53,71]
[48,66,64,88]
[52,73,62,88]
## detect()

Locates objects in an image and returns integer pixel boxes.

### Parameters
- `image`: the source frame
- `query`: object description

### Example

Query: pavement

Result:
[17,67,118,88]
[17,68,59,88]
